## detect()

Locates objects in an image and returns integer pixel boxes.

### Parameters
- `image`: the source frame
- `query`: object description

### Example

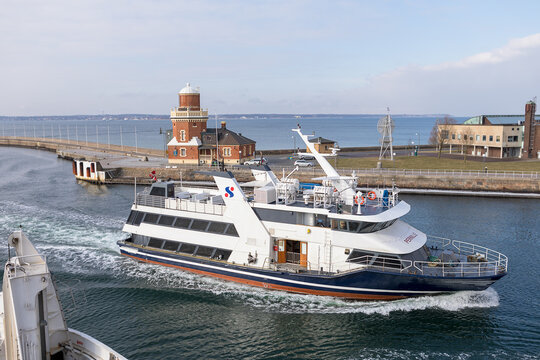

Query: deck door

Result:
[277,239,286,263]
[300,241,308,267]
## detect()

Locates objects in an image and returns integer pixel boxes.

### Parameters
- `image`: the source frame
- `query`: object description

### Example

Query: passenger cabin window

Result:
[147,238,164,248]
[178,243,197,254]
[195,246,214,257]
[190,220,209,231]
[149,187,166,197]
[142,213,159,224]
[335,219,397,233]
[127,211,137,224]
[158,215,175,226]
[208,222,227,234]
[225,224,239,237]
[213,249,232,260]
[162,240,180,251]
[133,212,144,226]
[347,250,374,263]
[174,217,192,228]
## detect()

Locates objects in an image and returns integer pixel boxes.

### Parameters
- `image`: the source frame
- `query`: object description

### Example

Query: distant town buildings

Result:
[167,84,256,165]
[438,100,539,158]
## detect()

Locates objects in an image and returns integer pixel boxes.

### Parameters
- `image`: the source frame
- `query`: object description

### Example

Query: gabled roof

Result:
[309,136,335,144]
[200,128,255,146]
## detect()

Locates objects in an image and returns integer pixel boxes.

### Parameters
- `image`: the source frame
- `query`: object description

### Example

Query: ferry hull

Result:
[118,242,505,300]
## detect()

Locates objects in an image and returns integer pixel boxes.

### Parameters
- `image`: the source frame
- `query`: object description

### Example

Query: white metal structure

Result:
[0,231,127,360]
[378,110,395,160]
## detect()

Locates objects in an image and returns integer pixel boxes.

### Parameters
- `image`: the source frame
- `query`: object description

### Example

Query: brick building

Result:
[438,100,539,158]
[167,84,256,165]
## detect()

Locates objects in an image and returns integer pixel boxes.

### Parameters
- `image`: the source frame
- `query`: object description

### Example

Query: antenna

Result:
[378,107,395,160]
[215,114,220,170]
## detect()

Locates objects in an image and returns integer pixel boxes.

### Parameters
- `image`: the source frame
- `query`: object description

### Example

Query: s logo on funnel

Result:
[224,186,235,198]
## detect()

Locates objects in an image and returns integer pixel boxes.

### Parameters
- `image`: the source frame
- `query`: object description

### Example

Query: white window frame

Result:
[180,148,186,157]
[180,130,186,142]
[223,147,231,157]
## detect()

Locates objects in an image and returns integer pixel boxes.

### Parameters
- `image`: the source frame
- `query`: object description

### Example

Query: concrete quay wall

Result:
[116,166,540,193]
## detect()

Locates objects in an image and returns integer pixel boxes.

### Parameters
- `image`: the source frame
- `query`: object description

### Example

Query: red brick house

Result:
[167,84,256,165]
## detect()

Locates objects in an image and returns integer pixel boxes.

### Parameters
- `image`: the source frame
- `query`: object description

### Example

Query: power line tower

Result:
[378,108,395,160]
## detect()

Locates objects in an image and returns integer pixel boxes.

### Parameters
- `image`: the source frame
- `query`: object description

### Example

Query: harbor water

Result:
[0,147,538,359]
[0,115,467,150]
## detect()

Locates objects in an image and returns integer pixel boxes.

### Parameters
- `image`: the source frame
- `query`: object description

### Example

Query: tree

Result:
[459,128,474,162]
[429,116,456,158]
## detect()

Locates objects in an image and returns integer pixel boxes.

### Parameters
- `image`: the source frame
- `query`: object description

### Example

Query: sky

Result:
[1,0,540,116]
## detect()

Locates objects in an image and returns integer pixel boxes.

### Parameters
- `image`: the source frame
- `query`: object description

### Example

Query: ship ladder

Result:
[324,231,332,273]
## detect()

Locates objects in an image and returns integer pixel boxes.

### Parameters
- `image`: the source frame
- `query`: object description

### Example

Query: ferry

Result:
[1,230,127,360]
[117,127,508,300]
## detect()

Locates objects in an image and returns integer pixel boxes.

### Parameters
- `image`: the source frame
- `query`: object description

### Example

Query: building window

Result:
[476,135,480,141]
[496,136,500,142]
[452,133,455,140]
[507,136,513,142]
[180,130,186,142]
[457,134,461,140]
[489,135,493,141]
[441,130,449,139]
[482,135,486,141]
[513,136,518,142]
[180,148,186,157]
[223,147,231,157]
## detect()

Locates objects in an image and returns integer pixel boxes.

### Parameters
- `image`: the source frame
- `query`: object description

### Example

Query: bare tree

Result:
[459,128,474,162]
[429,116,456,158]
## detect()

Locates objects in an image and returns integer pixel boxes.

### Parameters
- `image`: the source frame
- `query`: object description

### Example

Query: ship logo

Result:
[225,186,235,198]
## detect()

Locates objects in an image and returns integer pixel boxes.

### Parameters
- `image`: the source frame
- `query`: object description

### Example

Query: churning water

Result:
[0,147,538,359]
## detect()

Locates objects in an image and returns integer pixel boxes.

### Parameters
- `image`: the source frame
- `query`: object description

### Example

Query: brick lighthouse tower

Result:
[167,83,209,164]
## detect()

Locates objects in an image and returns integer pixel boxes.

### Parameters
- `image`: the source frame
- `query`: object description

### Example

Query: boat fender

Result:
[367,191,377,200]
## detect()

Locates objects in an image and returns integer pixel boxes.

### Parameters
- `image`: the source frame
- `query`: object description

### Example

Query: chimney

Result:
[221,121,226,129]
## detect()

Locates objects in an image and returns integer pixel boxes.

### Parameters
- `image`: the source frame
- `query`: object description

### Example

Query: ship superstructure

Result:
[118,128,507,300]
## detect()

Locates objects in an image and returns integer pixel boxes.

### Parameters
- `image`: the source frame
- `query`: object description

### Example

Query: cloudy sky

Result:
[1,0,539,116]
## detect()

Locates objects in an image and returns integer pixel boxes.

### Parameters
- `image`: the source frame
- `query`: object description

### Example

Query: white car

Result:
[244,157,267,166]
[294,159,313,167]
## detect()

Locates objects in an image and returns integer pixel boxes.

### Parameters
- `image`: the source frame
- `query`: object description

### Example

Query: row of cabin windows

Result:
[346,250,402,269]
[253,207,397,233]
[128,234,232,260]
[335,219,397,233]
[126,210,239,237]
[450,133,521,143]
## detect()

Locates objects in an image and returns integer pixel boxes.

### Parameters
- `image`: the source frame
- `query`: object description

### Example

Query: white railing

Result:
[251,165,539,179]
[136,193,224,215]
[417,235,508,277]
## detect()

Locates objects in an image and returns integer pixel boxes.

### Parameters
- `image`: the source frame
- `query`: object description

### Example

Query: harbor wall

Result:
[115,166,540,193]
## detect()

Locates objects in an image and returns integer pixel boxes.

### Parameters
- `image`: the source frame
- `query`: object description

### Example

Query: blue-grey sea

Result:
[0,146,538,359]
[0,115,467,150]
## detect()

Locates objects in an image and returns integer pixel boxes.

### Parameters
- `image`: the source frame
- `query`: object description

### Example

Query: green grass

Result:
[335,154,540,171]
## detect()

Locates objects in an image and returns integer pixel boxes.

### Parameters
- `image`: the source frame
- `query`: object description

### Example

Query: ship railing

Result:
[6,254,48,278]
[262,257,315,273]
[136,193,224,215]
[414,235,509,277]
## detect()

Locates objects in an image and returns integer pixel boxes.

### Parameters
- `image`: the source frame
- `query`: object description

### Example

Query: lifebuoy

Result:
[355,195,365,205]
[367,191,377,200]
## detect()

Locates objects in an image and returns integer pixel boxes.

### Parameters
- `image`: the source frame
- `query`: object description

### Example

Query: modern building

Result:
[167,84,256,165]
[438,100,539,158]
[306,137,336,154]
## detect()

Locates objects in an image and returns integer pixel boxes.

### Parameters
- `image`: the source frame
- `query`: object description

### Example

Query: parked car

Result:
[294,159,313,167]
[244,157,267,165]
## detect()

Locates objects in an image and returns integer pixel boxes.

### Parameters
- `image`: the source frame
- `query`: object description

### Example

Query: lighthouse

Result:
[167,83,256,165]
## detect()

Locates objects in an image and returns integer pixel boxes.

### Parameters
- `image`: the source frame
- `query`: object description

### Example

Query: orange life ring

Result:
[367,191,377,200]
[355,195,365,205]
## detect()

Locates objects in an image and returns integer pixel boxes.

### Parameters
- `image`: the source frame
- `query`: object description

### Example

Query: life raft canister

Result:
[367,191,377,200]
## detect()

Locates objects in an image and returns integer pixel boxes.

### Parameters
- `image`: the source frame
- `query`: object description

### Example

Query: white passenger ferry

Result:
[118,128,508,300]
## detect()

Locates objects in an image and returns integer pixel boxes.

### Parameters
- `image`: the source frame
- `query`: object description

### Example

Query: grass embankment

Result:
[336,154,540,171]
